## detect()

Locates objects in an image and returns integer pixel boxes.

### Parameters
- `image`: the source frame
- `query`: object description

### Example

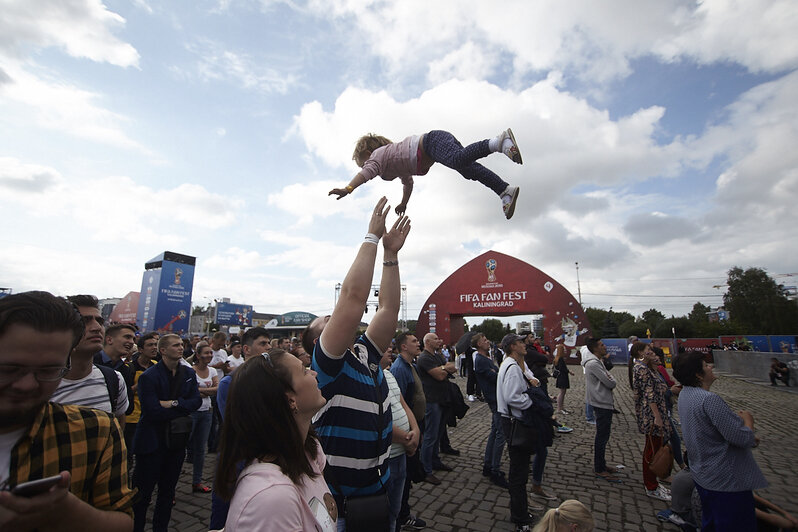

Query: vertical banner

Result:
[136,252,196,334]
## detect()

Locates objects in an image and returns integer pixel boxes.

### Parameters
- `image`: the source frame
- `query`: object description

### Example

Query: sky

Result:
[1,0,797,326]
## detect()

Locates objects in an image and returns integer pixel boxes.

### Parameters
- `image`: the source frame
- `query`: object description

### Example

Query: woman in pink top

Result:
[216,349,337,531]
[329,128,523,219]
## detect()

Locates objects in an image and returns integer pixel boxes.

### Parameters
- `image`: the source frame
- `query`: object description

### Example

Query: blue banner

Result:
[602,338,629,364]
[136,253,195,334]
[769,335,797,354]
[136,269,161,332]
[216,302,253,326]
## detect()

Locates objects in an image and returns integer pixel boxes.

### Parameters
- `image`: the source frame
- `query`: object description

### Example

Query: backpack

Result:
[95,364,120,414]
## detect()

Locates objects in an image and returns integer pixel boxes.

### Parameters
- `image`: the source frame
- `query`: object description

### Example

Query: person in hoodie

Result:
[582,338,621,483]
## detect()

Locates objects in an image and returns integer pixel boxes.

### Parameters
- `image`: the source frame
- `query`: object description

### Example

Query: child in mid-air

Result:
[329,129,523,219]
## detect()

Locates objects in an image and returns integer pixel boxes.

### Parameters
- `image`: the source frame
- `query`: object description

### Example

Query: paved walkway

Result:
[157,367,797,531]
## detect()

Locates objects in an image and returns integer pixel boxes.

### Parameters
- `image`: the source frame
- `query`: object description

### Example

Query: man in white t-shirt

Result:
[50,295,129,428]
[209,331,229,373]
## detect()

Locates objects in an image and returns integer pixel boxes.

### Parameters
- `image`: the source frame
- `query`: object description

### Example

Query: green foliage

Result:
[688,302,711,323]
[642,309,666,329]
[469,318,506,343]
[618,319,650,339]
[723,266,798,334]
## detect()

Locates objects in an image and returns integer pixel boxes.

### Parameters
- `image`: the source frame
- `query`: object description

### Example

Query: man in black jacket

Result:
[132,334,201,532]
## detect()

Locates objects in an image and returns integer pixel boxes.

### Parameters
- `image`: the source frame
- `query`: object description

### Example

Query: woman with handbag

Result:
[673,351,767,531]
[629,342,672,502]
[216,349,337,531]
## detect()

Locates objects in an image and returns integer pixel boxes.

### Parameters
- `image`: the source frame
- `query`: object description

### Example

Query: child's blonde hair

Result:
[352,133,392,167]
[532,500,594,532]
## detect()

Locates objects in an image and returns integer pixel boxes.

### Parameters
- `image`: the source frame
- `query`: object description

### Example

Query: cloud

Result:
[623,212,701,246]
[0,62,150,152]
[182,39,299,94]
[0,157,63,193]
[0,0,139,67]
[307,0,798,86]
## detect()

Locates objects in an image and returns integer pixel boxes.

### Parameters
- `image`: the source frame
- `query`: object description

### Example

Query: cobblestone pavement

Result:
[159,367,797,531]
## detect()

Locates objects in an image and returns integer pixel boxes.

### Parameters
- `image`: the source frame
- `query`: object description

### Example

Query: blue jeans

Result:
[421,402,443,474]
[585,402,595,422]
[531,445,547,486]
[593,407,613,473]
[386,454,406,532]
[483,409,506,475]
[423,130,509,195]
[189,409,213,485]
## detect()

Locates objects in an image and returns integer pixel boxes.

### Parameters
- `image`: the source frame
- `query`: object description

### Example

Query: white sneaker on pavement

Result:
[646,485,672,501]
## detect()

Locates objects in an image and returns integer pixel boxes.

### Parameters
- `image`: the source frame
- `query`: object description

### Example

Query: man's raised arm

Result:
[366,214,411,352]
[320,197,390,358]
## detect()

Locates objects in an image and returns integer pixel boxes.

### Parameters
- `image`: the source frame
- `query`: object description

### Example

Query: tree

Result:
[618,319,650,339]
[601,312,619,338]
[470,318,506,343]
[654,317,694,338]
[641,309,666,330]
[688,302,711,324]
[584,307,608,335]
[723,266,798,334]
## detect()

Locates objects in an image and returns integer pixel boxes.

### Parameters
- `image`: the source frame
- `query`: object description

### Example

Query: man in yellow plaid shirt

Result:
[0,291,135,531]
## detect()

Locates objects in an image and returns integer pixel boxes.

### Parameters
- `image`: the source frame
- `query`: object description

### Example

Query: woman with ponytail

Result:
[532,499,594,532]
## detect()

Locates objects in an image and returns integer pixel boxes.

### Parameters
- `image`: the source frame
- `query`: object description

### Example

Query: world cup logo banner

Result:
[485,259,497,282]
[174,267,183,285]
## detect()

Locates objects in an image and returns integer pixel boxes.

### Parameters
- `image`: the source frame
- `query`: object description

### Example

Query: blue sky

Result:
[1,0,797,325]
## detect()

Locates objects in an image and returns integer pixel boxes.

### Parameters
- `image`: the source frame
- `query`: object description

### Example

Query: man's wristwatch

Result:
[171,400,179,408]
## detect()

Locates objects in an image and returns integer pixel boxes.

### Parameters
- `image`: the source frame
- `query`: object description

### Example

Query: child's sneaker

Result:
[502,128,523,164]
[646,484,672,501]
[501,186,519,219]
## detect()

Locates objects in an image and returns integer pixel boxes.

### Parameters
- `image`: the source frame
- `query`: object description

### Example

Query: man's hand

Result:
[367,197,390,239]
[329,188,349,200]
[382,214,411,253]
[405,429,419,456]
[395,203,406,215]
[738,410,754,428]
[159,400,173,408]
[443,361,456,374]
[0,471,71,530]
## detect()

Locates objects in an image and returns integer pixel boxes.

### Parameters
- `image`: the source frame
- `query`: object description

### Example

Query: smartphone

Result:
[10,475,63,497]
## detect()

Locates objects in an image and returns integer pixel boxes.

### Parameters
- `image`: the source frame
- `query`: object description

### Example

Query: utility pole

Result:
[575,261,582,305]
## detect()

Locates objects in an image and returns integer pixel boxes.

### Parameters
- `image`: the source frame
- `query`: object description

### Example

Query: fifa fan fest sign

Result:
[136,251,196,333]
[216,303,253,327]
[416,251,590,359]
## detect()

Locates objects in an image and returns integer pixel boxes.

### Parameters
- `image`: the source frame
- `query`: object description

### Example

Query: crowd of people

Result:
[1,197,795,531]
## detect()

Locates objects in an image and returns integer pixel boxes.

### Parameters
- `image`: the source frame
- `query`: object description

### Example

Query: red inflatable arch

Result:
[415,251,591,360]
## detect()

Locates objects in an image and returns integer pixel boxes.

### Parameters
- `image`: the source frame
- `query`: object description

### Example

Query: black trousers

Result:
[594,407,613,473]
[132,448,185,532]
[501,417,533,525]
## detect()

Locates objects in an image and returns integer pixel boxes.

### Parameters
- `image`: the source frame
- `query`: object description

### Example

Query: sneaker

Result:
[501,186,520,220]
[526,498,545,512]
[467,394,476,402]
[586,419,597,425]
[401,514,427,530]
[515,525,532,532]
[441,447,460,456]
[646,485,672,501]
[530,486,557,501]
[502,128,523,164]
[490,472,510,488]
[433,463,453,472]
[482,465,492,477]
[658,483,671,494]
[558,409,571,415]
[556,425,573,433]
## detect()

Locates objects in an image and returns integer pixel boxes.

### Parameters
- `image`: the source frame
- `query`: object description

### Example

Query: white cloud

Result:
[183,39,299,94]
[307,0,798,86]
[0,61,150,152]
[0,0,139,67]
[0,157,63,192]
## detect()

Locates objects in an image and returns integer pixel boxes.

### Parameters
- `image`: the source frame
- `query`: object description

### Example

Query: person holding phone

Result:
[0,291,135,531]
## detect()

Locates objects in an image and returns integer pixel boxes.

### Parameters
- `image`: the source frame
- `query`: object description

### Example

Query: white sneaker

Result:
[501,185,519,219]
[501,128,523,164]
[467,395,475,402]
[646,485,672,501]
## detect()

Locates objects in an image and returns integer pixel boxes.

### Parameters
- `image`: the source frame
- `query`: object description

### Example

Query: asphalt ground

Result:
[152,366,797,531]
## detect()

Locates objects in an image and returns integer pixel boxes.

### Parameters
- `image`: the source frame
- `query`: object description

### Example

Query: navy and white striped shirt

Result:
[678,386,767,492]
[312,334,392,508]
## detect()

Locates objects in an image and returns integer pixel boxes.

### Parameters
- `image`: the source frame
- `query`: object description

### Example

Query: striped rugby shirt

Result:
[312,333,392,508]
